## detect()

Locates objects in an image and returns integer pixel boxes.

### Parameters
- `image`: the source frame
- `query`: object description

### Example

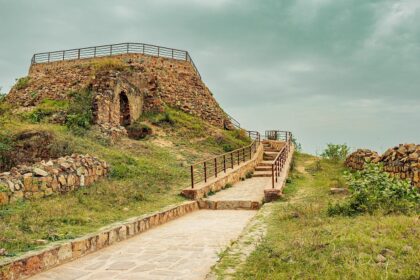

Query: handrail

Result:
[225,113,241,129]
[189,131,260,188]
[265,130,293,188]
[30,42,201,79]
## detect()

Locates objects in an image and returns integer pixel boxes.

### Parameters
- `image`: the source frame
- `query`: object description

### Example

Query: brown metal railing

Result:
[266,130,293,188]
[190,131,260,188]
[30,42,201,79]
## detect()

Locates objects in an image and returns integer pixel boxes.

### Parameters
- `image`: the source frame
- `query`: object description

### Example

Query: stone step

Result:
[258,161,274,166]
[263,148,278,152]
[255,166,272,171]
[253,171,272,177]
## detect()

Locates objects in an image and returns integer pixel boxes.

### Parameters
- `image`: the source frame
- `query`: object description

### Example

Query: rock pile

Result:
[345,149,380,170]
[381,144,420,187]
[0,154,109,205]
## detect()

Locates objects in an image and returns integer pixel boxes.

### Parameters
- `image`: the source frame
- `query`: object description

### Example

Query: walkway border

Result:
[0,201,199,280]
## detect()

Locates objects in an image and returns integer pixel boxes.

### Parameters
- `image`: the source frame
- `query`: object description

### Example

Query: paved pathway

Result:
[30,210,256,280]
[207,177,270,202]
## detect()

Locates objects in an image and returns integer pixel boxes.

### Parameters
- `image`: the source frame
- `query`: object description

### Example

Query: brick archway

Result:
[119,91,131,126]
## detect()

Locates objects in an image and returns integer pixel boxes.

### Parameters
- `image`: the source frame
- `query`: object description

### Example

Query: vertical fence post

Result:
[142,44,145,54]
[110,45,113,56]
[48,53,50,63]
[158,46,160,57]
[272,165,275,188]
[126,43,129,54]
[204,162,207,182]
[172,49,174,59]
[77,49,80,59]
[231,153,234,169]
[237,150,240,165]
[94,47,96,58]
[223,155,226,173]
[191,166,194,189]
[62,51,65,61]
[214,158,218,177]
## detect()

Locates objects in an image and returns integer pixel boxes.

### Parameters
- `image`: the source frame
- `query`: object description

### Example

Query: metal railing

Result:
[226,113,241,129]
[265,130,292,142]
[30,42,201,79]
[189,131,260,189]
[265,130,293,188]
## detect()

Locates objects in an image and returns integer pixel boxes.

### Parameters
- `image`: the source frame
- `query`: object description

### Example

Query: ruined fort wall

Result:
[6,54,230,128]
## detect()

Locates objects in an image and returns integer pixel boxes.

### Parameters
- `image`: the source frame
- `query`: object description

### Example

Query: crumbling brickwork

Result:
[6,54,231,128]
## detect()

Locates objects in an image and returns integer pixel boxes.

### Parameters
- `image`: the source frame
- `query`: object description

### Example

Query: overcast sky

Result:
[0,0,419,153]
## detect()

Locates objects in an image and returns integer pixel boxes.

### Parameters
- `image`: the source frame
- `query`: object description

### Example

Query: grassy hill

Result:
[0,101,250,258]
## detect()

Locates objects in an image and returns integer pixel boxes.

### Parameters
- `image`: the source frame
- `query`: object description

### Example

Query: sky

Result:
[0,0,419,154]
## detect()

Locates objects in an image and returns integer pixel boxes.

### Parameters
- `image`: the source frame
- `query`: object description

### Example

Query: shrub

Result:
[14,77,30,90]
[245,171,253,179]
[25,99,69,123]
[321,143,349,162]
[0,132,13,171]
[291,136,302,152]
[65,90,93,135]
[126,121,153,140]
[328,164,420,216]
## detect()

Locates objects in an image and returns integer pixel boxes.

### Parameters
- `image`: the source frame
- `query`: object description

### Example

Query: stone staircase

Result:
[253,141,278,178]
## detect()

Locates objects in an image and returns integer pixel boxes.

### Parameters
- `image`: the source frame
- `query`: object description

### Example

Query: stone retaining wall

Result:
[0,154,109,205]
[181,144,264,200]
[0,201,199,280]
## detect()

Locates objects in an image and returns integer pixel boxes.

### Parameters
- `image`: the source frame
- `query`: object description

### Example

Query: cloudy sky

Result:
[0,0,419,153]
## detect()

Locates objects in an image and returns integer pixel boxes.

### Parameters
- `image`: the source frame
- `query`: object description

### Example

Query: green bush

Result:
[126,121,153,140]
[321,143,349,162]
[291,136,302,152]
[328,164,420,216]
[0,132,13,171]
[14,77,30,90]
[65,90,93,135]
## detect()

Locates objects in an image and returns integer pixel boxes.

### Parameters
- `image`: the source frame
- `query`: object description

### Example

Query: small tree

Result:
[321,143,349,162]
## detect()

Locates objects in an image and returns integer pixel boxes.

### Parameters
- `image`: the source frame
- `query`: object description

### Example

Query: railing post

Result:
[62,51,65,61]
[223,155,226,173]
[94,47,96,58]
[231,153,234,169]
[158,46,160,57]
[142,44,145,54]
[204,162,207,182]
[126,43,129,53]
[172,49,174,59]
[110,45,113,56]
[214,158,218,177]
[78,49,80,59]
[48,53,50,63]
[272,165,275,188]
[237,150,240,165]
[191,165,194,189]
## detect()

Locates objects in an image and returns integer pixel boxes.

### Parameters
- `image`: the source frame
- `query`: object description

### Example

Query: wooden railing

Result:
[189,131,260,189]
[30,42,201,79]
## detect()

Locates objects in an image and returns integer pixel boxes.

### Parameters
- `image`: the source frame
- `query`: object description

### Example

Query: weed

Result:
[14,77,30,90]
[65,90,93,135]
[91,58,126,73]
[224,183,233,189]
[127,121,153,140]
[328,163,420,216]
[245,171,253,179]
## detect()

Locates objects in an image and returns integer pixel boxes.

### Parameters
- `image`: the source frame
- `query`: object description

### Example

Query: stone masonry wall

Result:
[6,54,230,128]
[345,144,420,187]
[0,154,109,205]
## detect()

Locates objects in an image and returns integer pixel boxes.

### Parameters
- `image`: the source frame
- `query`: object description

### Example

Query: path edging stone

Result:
[0,201,199,280]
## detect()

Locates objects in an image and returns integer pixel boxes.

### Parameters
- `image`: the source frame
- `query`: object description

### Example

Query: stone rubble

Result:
[345,149,380,170]
[0,154,109,205]
[345,144,420,187]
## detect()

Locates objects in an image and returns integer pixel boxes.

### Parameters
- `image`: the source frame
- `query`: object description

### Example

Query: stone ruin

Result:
[345,149,380,170]
[381,144,420,187]
[6,53,233,132]
[0,154,109,205]
[345,144,420,187]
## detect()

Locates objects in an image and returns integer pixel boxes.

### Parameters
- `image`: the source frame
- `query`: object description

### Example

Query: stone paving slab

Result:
[206,177,271,202]
[29,210,256,280]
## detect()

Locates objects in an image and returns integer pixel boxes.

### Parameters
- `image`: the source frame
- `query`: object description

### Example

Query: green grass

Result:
[233,153,420,280]
[0,107,251,258]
